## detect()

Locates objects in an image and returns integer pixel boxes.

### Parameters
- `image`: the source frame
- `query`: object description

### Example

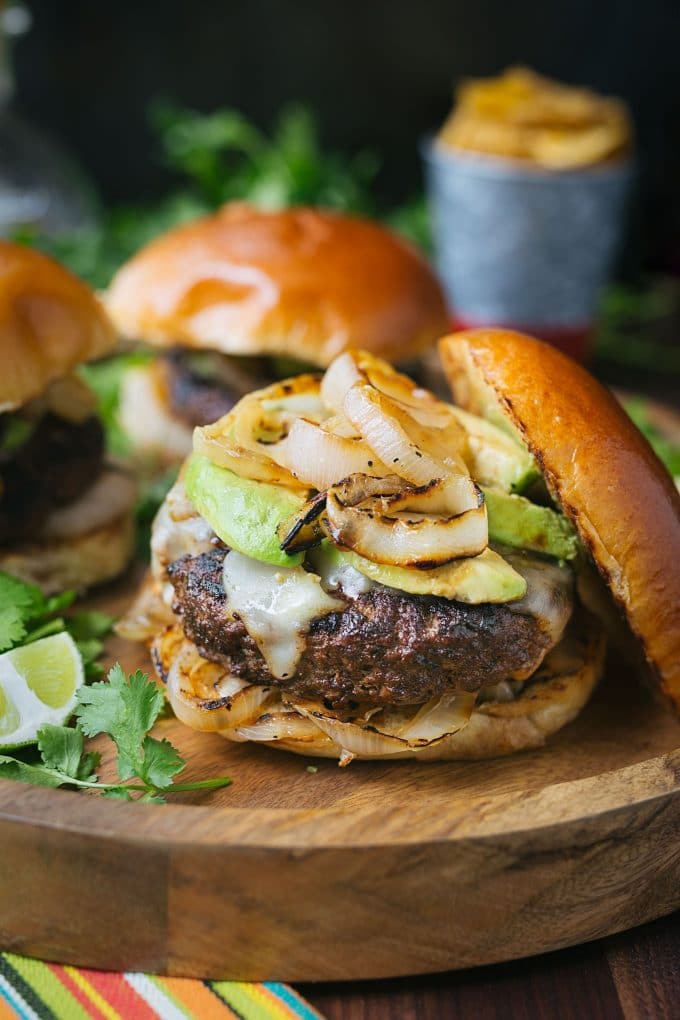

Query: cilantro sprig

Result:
[0,571,112,677]
[0,664,231,802]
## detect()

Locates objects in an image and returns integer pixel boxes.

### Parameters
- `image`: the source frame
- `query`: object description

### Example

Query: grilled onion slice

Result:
[269,417,391,489]
[193,374,325,489]
[193,423,305,488]
[326,475,487,567]
[344,383,478,515]
[322,349,464,430]
[293,690,476,755]
[278,491,328,554]
[158,628,478,759]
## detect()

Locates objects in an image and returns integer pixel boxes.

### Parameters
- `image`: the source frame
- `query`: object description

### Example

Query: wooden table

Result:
[302,910,680,1019]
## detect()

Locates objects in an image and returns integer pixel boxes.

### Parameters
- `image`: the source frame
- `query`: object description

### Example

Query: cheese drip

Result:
[222,551,344,679]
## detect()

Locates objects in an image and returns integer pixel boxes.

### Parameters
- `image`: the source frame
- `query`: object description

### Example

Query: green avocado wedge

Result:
[184,454,306,567]
[450,407,539,492]
[186,450,578,572]
[483,487,579,561]
[311,543,527,603]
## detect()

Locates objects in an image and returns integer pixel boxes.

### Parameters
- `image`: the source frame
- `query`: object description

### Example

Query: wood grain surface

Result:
[303,910,680,1020]
[0,392,678,985]
[0,591,679,981]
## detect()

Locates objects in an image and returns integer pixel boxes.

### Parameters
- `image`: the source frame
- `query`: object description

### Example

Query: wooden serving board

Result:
[1,398,679,983]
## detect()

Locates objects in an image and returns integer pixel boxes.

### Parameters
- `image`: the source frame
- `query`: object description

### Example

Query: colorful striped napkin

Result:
[0,954,324,1020]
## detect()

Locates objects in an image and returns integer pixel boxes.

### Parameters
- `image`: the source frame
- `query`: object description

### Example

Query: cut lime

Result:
[0,632,84,748]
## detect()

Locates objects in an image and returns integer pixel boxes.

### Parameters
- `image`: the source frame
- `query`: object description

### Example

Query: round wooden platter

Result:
[1,584,679,983]
[1,400,679,983]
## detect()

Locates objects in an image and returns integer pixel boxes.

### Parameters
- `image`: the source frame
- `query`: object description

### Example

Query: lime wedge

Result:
[0,632,84,748]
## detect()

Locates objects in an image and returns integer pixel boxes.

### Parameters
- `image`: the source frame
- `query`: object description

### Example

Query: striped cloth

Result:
[0,955,324,1020]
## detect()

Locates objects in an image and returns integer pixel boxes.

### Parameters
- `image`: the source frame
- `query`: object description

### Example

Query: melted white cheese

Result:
[506,552,573,646]
[151,478,216,606]
[317,557,375,599]
[222,551,345,679]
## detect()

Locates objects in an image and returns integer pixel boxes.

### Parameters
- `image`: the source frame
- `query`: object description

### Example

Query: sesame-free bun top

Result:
[0,241,116,412]
[105,204,449,366]
[440,329,680,711]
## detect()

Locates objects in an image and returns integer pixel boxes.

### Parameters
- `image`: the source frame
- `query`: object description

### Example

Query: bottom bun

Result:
[152,613,605,763]
[119,363,193,464]
[0,478,136,594]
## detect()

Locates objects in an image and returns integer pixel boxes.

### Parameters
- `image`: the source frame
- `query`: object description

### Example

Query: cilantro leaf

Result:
[0,756,67,788]
[0,573,105,666]
[42,590,76,616]
[67,610,114,641]
[75,665,165,781]
[1,662,231,802]
[77,751,101,782]
[0,606,29,653]
[103,787,134,801]
[0,572,44,617]
[37,725,86,780]
[139,791,166,804]
[0,572,46,651]
[66,610,114,680]
[138,736,184,789]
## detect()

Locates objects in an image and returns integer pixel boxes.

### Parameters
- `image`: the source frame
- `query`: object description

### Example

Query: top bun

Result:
[105,204,448,367]
[0,242,116,412]
[440,328,680,711]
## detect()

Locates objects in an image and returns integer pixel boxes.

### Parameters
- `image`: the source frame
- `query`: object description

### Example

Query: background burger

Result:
[0,241,136,594]
[104,203,449,464]
[130,329,680,762]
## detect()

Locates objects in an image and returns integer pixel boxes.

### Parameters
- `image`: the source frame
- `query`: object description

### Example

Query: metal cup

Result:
[422,138,633,357]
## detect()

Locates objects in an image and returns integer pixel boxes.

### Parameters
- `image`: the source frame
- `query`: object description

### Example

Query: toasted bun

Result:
[151,616,604,761]
[105,204,448,367]
[440,329,680,711]
[0,242,116,412]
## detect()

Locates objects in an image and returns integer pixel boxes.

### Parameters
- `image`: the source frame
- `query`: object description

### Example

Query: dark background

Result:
[9,0,680,268]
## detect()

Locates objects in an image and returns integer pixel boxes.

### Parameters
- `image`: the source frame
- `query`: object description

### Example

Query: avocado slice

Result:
[483,487,579,561]
[186,447,576,573]
[450,406,539,492]
[184,454,306,567]
[312,542,527,603]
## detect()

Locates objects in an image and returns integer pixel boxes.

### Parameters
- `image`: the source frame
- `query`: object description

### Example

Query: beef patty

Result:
[168,548,555,709]
[0,412,104,545]
[162,351,274,429]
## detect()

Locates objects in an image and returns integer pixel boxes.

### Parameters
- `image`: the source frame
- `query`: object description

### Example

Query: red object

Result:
[451,315,592,363]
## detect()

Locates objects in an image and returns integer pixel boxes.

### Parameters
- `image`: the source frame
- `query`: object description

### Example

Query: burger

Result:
[0,241,136,594]
[129,329,680,762]
[104,203,449,463]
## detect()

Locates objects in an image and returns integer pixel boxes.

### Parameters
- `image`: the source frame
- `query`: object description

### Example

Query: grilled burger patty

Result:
[168,548,559,709]
[0,413,105,545]
[162,351,275,429]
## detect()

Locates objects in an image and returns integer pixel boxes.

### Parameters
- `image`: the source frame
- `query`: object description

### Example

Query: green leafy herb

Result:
[594,279,680,376]
[0,571,112,678]
[0,573,73,653]
[78,350,154,457]
[16,102,431,290]
[0,664,231,801]
[625,399,680,478]
[153,101,379,216]
[0,416,37,454]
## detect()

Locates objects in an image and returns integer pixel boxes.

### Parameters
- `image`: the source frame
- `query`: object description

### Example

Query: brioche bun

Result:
[0,241,116,412]
[440,328,680,711]
[151,616,604,761]
[105,204,448,367]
